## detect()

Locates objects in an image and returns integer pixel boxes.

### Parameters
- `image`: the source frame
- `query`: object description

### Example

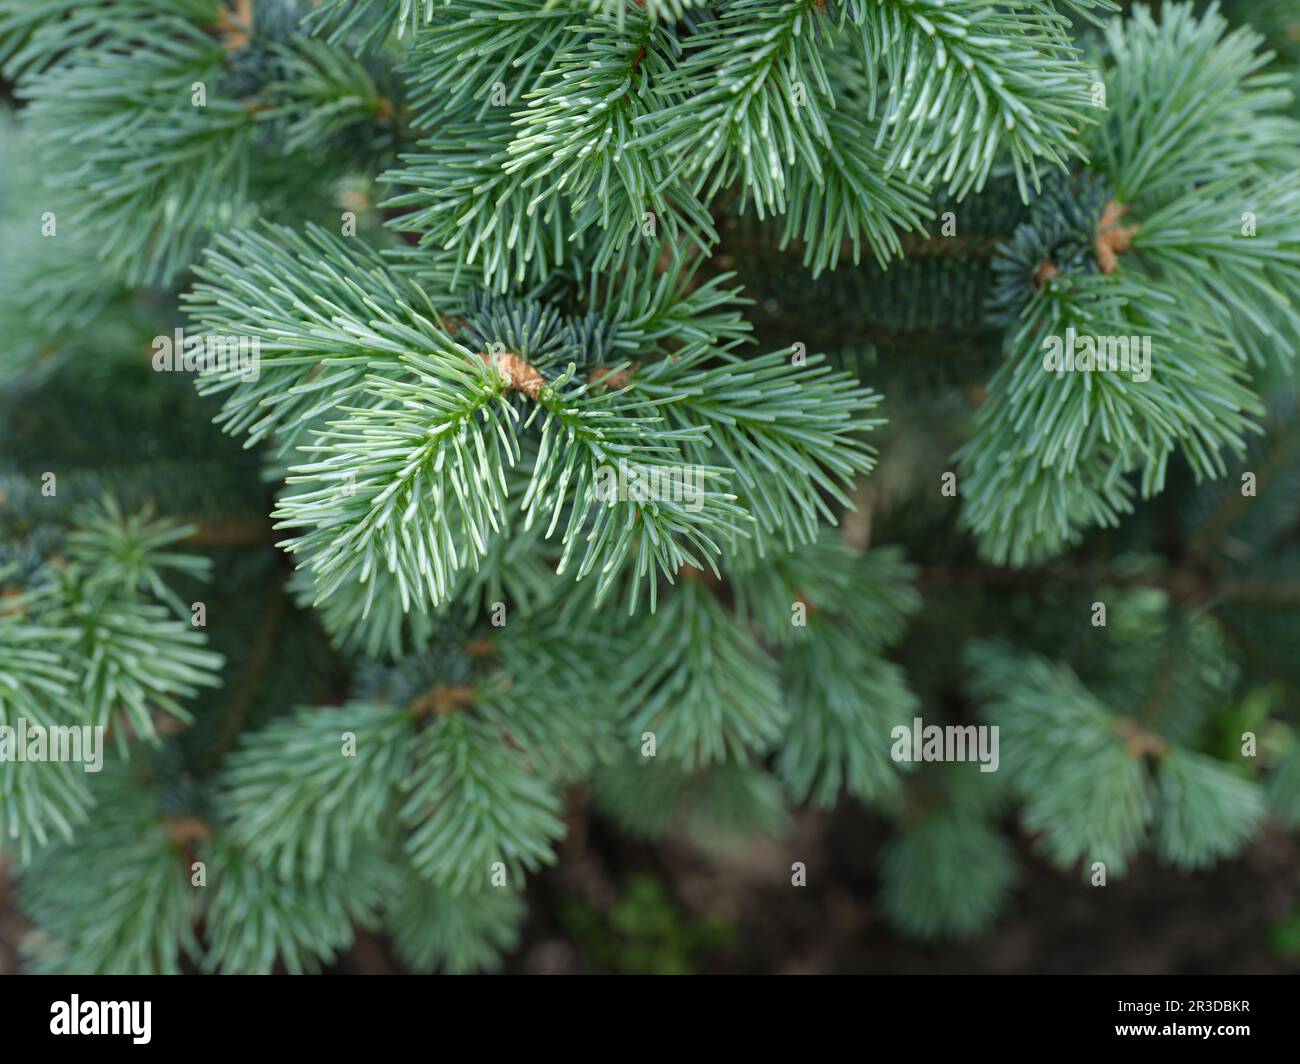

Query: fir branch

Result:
[617,579,788,766]
[633,0,838,213]
[202,836,394,974]
[630,346,885,549]
[385,868,526,973]
[1091,4,1300,209]
[879,805,1019,940]
[1154,748,1264,870]
[0,605,90,860]
[778,629,913,807]
[221,701,409,882]
[19,769,200,974]
[846,0,1097,198]
[776,109,933,275]
[400,711,566,890]
[17,10,255,285]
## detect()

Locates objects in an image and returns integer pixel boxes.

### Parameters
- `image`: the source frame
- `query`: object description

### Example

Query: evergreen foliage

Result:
[2,0,1299,971]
